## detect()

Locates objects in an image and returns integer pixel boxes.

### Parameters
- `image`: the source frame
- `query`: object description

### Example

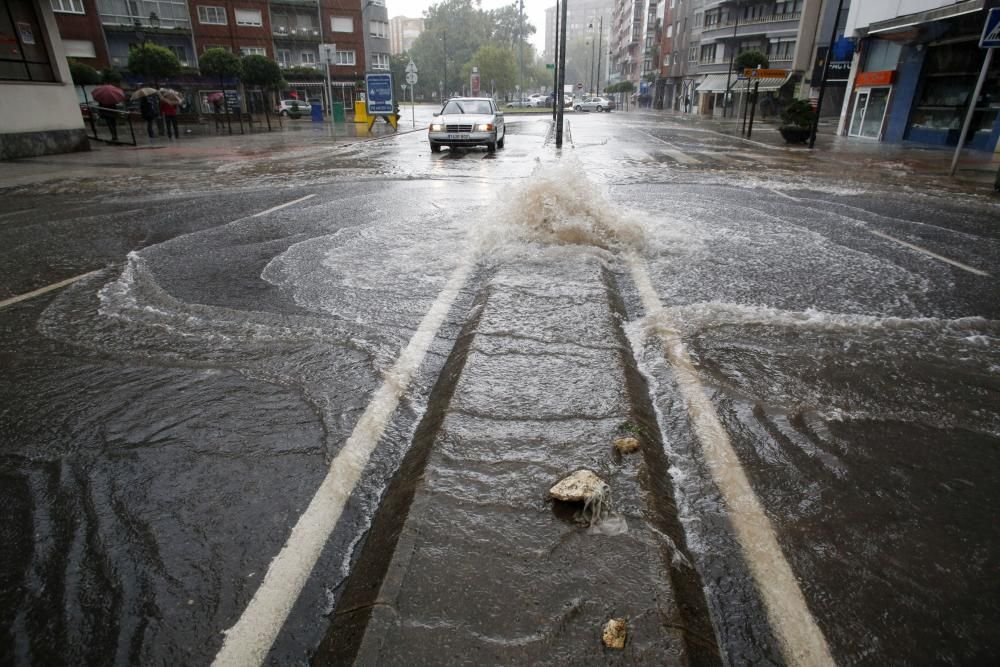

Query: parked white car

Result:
[275,99,312,116]
[574,96,615,112]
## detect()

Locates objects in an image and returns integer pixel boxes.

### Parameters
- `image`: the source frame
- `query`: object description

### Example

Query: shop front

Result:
[848,70,893,139]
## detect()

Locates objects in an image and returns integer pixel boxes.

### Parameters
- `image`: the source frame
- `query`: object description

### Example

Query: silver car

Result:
[573,96,615,112]
[429,97,506,153]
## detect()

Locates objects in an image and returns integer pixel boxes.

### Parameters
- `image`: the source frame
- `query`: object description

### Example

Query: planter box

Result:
[779,126,811,143]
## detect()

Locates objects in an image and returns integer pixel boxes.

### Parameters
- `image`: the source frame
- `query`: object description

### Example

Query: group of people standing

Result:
[137,91,180,139]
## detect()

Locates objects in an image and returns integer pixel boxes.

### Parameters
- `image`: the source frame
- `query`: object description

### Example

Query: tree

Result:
[461,44,516,98]
[100,67,123,85]
[68,59,100,104]
[409,0,490,99]
[127,43,181,86]
[488,4,535,48]
[200,48,243,131]
[734,49,769,73]
[199,47,243,82]
[241,54,283,128]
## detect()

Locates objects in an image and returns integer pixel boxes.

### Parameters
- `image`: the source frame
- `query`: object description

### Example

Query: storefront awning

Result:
[867,0,983,35]
[731,74,793,93]
[695,74,733,93]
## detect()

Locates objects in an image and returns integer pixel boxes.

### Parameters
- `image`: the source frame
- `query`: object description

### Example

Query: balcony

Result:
[701,12,802,39]
[272,26,322,42]
[269,0,318,6]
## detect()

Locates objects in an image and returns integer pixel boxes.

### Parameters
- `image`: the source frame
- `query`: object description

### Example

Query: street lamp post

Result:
[723,1,741,118]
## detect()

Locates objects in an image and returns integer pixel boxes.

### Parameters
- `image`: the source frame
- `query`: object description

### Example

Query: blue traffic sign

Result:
[981,8,1000,48]
[366,73,394,115]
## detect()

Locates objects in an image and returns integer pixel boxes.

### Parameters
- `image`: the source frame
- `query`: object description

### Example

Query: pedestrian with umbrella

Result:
[159,88,182,139]
[207,91,225,131]
[91,83,125,142]
[132,86,160,139]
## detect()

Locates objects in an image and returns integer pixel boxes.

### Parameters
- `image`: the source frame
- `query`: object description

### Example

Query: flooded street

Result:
[1,110,998,665]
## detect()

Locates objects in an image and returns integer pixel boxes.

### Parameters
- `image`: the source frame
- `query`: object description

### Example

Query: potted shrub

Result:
[779,100,815,144]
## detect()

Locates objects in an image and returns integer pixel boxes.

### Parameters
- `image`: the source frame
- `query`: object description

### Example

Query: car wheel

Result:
[430,142,441,153]
[596,105,603,112]
[498,132,505,149]
[574,105,582,112]
[279,110,288,116]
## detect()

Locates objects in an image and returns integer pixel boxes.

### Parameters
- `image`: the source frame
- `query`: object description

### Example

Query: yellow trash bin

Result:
[353,100,369,124]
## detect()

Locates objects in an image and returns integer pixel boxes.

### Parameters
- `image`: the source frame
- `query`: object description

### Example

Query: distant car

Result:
[275,99,311,116]
[429,97,506,153]
[574,96,615,112]
[506,97,532,108]
[542,93,575,109]
[529,94,548,107]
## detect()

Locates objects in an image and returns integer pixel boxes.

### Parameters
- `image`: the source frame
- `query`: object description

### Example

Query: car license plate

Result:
[447,133,470,140]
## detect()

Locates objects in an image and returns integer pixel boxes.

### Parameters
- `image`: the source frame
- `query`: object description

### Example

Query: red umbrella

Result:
[91,84,125,107]
[207,92,224,103]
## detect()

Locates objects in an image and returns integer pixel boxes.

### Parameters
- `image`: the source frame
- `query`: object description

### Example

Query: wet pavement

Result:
[0,108,998,665]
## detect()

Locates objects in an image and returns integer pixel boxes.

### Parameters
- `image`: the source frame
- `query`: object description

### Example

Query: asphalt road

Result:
[1,111,997,665]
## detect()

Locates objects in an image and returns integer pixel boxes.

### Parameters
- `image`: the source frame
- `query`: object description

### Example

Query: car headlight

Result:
[477,123,493,132]
[430,123,443,131]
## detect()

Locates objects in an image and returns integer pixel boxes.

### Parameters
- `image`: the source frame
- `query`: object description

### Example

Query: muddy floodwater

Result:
[1,112,998,665]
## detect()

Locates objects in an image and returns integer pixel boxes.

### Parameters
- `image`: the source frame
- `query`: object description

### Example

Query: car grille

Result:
[445,124,474,132]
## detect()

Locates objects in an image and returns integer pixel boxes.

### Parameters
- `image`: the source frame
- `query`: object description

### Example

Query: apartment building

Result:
[362,0,389,73]
[609,0,646,86]
[388,15,422,55]
[2,0,89,159]
[47,0,369,107]
[836,0,999,152]
[546,0,614,72]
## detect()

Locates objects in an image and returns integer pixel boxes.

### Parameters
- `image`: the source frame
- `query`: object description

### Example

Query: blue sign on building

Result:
[366,73,394,115]
[981,8,1000,48]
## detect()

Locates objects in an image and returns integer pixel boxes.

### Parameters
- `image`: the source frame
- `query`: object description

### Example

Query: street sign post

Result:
[320,43,336,120]
[404,59,418,128]
[950,8,999,176]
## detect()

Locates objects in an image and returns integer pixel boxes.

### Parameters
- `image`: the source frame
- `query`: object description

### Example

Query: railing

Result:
[272,26,321,40]
[703,11,802,33]
[82,105,137,146]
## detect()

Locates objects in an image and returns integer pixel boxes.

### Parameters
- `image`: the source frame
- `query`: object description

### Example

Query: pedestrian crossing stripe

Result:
[981,8,1000,48]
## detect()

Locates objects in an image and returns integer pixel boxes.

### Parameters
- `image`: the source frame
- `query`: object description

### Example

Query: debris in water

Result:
[549,469,607,503]
[613,436,640,454]
[602,618,627,649]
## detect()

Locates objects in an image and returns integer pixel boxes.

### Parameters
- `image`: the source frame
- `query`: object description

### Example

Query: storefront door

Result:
[849,87,890,139]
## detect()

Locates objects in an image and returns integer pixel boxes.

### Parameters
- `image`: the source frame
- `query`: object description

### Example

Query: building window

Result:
[372,52,389,70]
[235,9,262,26]
[301,51,316,65]
[369,20,388,38]
[197,6,227,25]
[240,46,266,56]
[705,10,720,26]
[663,53,671,66]
[700,43,717,62]
[334,49,355,65]
[775,1,803,14]
[666,24,672,38]
[1,0,55,81]
[163,44,187,64]
[689,43,698,62]
[331,16,352,32]
[768,39,795,61]
[51,0,84,14]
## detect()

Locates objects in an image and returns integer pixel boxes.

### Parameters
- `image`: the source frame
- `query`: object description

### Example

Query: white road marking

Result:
[213,257,475,667]
[867,229,989,277]
[635,129,701,164]
[627,255,836,667]
[0,271,102,310]
[251,194,317,218]
[625,148,653,162]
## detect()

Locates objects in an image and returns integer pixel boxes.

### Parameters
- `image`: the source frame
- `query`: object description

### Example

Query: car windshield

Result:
[442,100,492,115]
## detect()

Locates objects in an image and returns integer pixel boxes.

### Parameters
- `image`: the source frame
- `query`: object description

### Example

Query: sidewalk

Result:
[632,107,1000,192]
[0,119,411,192]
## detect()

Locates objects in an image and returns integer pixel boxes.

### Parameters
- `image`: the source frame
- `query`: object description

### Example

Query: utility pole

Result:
[596,16,603,95]
[442,29,447,101]
[723,2,741,118]
[555,0,568,147]
[552,0,559,120]
[809,0,846,148]
[518,0,524,100]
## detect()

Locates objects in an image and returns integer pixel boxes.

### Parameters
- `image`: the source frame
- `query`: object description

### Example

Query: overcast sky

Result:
[386,0,549,52]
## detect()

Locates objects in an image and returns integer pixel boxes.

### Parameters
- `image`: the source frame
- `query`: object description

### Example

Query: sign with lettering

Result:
[744,68,789,79]
[365,72,394,114]
[855,70,894,87]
